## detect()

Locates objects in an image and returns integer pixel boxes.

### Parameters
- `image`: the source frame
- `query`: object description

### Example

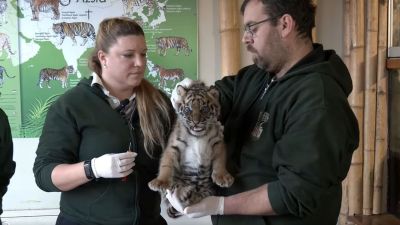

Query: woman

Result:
[33,17,175,225]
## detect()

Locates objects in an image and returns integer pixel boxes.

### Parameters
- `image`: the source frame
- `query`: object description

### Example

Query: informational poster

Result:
[0,0,21,136]
[0,0,198,137]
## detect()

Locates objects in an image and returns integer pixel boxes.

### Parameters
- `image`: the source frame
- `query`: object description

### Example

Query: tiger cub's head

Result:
[174,80,220,136]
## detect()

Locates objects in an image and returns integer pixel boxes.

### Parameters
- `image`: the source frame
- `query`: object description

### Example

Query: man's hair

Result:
[240,0,316,39]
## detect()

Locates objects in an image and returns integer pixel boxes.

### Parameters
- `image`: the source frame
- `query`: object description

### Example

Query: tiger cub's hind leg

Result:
[166,204,182,218]
[165,185,194,218]
[148,144,179,192]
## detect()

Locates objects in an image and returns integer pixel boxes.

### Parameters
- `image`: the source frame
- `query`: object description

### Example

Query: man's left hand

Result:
[184,196,225,218]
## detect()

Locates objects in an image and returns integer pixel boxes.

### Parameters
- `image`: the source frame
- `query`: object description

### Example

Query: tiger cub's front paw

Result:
[148,178,172,192]
[212,172,234,188]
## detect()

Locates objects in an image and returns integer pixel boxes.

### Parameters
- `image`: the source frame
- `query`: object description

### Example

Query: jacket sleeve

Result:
[267,85,359,217]
[215,75,236,124]
[215,65,263,124]
[33,99,80,192]
[0,109,16,202]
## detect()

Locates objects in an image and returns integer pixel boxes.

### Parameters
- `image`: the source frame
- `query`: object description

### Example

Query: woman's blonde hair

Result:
[89,17,174,156]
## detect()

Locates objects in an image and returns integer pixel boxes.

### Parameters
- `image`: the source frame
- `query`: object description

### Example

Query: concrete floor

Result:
[1,208,212,225]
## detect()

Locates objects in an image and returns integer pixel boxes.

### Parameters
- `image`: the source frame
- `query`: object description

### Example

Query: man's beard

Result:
[247,45,267,70]
[252,54,268,70]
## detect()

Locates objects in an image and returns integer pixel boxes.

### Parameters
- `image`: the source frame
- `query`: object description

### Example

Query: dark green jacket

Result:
[212,44,359,225]
[0,108,15,215]
[33,77,174,225]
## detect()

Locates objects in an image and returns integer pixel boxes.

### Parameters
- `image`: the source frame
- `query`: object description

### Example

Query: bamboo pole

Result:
[363,0,378,216]
[219,0,241,77]
[373,0,388,214]
[339,1,351,223]
[347,0,365,216]
[339,177,349,225]
[342,0,351,68]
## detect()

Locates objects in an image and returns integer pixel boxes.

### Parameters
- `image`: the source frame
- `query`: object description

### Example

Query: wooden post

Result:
[363,0,378,216]
[339,1,351,224]
[373,0,388,214]
[347,0,365,216]
[219,0,241,77]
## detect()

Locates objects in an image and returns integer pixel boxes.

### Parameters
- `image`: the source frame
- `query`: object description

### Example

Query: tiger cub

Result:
[148,79,234,218]
[37,65,74,88]
[53,22,96,46]
[155,36,192,56]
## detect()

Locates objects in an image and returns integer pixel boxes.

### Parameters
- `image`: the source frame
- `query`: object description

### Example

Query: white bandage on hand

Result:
[184,196,224,218]
[91,152,137,178]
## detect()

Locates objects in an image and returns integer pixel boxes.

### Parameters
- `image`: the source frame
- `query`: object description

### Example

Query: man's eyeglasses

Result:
[244,17,276,38]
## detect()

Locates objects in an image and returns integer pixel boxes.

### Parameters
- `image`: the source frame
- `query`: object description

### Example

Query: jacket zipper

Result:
[260,76,277,100]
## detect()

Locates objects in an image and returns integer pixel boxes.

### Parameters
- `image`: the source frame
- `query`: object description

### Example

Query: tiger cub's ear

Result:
[171,85,187,110]
[176,85,187,97]
[208,86,219,100]
[171,78,194,111]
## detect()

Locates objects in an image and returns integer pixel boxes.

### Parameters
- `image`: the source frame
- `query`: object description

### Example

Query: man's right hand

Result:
[91,152,137,178]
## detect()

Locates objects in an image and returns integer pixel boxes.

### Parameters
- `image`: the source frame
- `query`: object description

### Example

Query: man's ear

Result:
[279,14,295,38]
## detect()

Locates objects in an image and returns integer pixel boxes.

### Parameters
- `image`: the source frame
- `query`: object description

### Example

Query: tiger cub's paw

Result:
[167,206,183,218]
[212,172,234,188]
[148,178,172,192]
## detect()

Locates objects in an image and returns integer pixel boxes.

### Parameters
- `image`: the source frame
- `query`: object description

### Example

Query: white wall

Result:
[315,0,343,57]
[4,0,344,211]
[4,138,60,210]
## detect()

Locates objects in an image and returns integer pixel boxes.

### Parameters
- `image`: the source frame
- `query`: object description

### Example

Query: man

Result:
[168,0,359,225]
[0,108,15,224]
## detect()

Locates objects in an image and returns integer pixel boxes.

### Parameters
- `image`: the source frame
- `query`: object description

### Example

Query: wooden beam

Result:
[219,0,241,77]
[349,214,400,225]
[386,58,400,69]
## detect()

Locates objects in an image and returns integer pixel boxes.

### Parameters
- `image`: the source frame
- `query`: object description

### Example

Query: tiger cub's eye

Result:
[201,106,210,114]
[183,106,192,114]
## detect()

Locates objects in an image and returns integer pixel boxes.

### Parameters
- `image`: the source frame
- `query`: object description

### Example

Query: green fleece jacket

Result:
[33,77,174,225]
[212,44,359,225]
[0,108,15,215]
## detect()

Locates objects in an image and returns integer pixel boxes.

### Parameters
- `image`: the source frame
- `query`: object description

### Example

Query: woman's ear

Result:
[98,50,107,66]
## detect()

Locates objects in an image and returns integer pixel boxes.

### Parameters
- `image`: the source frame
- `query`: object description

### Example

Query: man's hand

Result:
[91,152,137,178]
[184,196,224,218]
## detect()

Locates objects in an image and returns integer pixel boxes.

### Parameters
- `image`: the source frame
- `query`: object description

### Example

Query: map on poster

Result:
[0,0,198,137]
